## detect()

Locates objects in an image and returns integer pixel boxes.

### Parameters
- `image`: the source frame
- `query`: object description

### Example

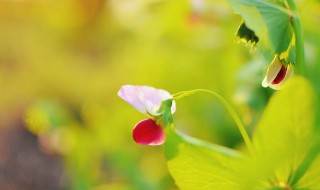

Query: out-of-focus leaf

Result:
[295,151,320,189]
[164,128,242,190]
[291,137,320,188]
[240,77,317,188]
[227,0,293,54]
[24,100,72,134]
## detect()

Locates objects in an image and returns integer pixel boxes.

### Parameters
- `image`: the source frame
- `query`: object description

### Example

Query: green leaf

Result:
[286,45,296,64]
[227,0,293,54]
[164,128,243,190]
[241,77,317,188]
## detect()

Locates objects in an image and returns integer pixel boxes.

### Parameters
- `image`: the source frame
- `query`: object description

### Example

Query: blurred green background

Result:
[0,0,320,189]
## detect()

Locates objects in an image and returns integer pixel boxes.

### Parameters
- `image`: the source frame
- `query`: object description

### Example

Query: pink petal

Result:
[132,118,165,146]
[118,85,176,116]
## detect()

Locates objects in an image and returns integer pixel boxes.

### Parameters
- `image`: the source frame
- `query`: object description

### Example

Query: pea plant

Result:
[118,0,320,189]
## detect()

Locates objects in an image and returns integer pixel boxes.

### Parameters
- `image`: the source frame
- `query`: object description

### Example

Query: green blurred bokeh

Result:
[0,0,320,189]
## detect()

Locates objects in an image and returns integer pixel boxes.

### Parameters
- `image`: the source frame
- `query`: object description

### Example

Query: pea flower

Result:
[118,85,176,146]
[262,56,294,90]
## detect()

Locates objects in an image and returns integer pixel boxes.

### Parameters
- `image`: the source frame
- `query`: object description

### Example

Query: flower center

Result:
[272,65,287,85]
[277,181,292,190]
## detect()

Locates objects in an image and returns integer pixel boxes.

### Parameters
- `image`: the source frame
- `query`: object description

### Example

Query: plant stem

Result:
[173,89,254,155]
[287,0,305,75]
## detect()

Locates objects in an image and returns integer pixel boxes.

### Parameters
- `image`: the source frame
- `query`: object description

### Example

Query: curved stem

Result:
[287,0,305,75]
[173,89,254,155]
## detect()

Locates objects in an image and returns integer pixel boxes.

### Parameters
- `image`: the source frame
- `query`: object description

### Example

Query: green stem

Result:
[287,0,305,75]
[172,89,254,155]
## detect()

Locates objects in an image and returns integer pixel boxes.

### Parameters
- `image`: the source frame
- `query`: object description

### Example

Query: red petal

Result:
[272,65,287,84]
[132,118,165,146]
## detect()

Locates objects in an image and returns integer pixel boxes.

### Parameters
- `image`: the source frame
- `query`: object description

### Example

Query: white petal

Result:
[118,85,176,116]
[269,64,294,90]
[262,56,282,88]
[118,85,146,114]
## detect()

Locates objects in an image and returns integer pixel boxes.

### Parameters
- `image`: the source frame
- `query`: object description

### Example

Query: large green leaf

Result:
[164,128,243,190]
[227,0,293,54]
[241,77,318,188]
[163,78,318,189]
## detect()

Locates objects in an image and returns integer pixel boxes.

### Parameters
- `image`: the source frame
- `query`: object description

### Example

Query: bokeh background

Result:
[0,0,320,189]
